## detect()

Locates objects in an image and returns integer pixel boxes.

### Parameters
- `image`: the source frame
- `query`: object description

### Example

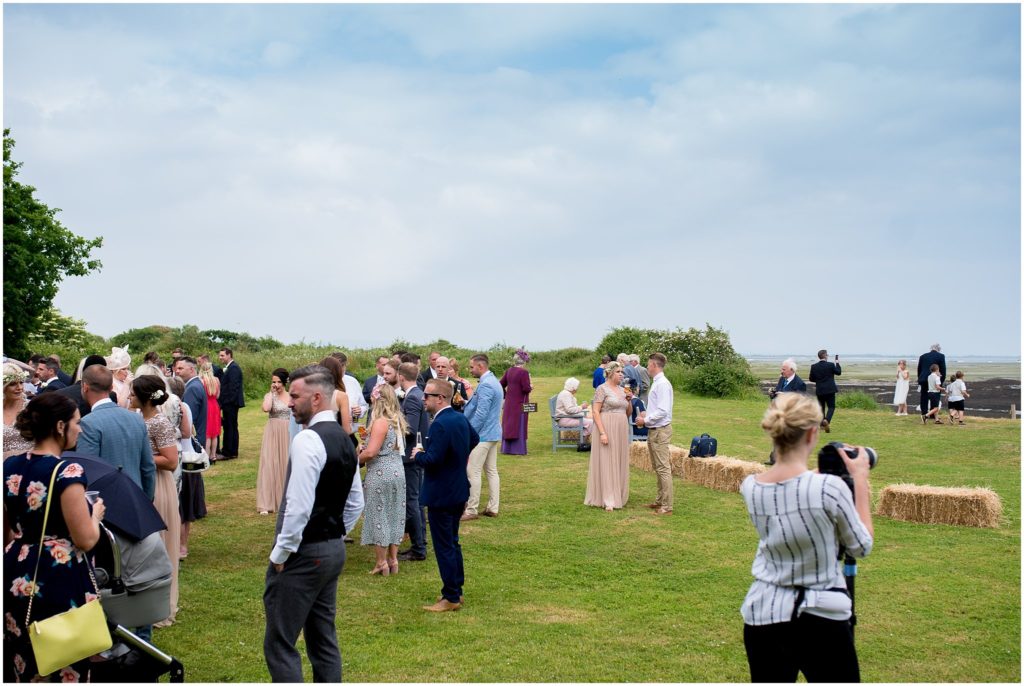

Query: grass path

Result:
[159,376,1020,682]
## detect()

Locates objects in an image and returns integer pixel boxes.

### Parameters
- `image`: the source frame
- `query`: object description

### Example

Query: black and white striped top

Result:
[740,470,873,626]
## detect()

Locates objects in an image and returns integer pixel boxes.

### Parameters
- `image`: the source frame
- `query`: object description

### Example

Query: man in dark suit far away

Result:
[770,358,807,399]
[808,349,841,433]
[397,362,431,562]
[218,347,245,459]
[411,378,479,612]
[916,343,947,420]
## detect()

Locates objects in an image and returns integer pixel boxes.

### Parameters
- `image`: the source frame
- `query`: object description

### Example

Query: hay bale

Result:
[669,446,689,477]
[559,430,581,442]
[629,441,650,470]
[683,456,766,493]
[876,484,1002,528]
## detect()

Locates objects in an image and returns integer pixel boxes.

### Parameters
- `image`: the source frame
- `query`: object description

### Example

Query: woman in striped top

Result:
[740,392,874,683]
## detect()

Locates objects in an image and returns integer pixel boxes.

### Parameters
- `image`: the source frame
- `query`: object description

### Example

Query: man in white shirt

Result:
[263,365,362,682]
[637,353,675,515]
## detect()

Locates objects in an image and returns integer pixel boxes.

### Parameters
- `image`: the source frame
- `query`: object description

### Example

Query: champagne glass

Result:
[416,431,423,450]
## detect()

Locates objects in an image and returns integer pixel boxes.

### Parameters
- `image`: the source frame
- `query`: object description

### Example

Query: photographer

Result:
[739,393,874,682]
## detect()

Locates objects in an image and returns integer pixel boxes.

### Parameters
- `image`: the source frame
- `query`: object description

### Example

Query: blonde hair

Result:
[604,362,623,380]
[371,384,409,437]
[199,362,219,396]
[761,393,822,451]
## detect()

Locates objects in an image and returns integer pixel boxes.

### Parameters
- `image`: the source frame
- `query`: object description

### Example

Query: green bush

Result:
[595,327,662,360]
[837,391,881,411]
[656,324,743,368]
[683,361,760,398]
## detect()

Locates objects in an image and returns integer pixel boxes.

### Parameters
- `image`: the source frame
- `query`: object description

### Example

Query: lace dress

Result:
[360,425,406,547]
[584,384,631,510]
[3,422,32,460]
[145,413,180,623]
[256,396,291,514]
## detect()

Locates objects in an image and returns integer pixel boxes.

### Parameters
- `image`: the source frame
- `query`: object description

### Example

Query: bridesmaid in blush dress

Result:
[500,348,533,455]
[585,362,630,511]
[256,369,292,515]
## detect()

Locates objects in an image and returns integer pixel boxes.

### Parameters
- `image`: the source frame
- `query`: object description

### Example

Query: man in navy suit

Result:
[362,356,388,405]
[35,357,67,394]
[76,365,155,499]
[174,356,208,448]
[218,347,245,459]
[769,358,807,399]
[808,349,841,432]
[917,343,946,419]
[411,379,479,612]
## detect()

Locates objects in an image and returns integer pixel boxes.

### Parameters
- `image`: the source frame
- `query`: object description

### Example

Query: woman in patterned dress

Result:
[131,374,180,626]
[3,363,32,459]
[357,384,408,576]
[584,362,631,511]
[256,369,291,515]
[3,393,107,682]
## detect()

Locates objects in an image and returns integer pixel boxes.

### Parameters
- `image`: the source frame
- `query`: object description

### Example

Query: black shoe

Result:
[397,550,426,561]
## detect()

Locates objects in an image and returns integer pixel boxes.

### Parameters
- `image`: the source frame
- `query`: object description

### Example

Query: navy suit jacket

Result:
[774,374,807,394]
[220,361,245,408]
[77,402,155,499]
[917,351,947,386]
[182,376,208,443]
[401,386,431,463]
[809,361,841,396]
[416,407,478,508]
[362,375,380,405]
[37,379,67,394]
[57,383,116,418]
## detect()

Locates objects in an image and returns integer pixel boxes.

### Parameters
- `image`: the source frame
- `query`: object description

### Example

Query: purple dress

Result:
[499,366,532,455]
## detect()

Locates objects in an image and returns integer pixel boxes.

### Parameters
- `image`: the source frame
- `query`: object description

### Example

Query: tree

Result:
[3,129,103,359]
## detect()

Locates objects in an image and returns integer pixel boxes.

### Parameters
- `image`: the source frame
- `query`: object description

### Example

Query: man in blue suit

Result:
[174,356,208,449]
[769,358,808,399]
[397,362,430,562]
[77,365,155,500]
[461,354,503,521]
[411,379,479,613]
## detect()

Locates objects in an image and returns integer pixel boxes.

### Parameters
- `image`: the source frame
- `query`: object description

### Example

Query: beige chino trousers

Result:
[647,425,673,510]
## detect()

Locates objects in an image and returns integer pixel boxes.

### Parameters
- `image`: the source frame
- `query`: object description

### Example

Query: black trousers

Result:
[221,405,240,457]
[744,613,860,682]
[427,503,466,603]
[919,383,930,415]
[817,393,836,423]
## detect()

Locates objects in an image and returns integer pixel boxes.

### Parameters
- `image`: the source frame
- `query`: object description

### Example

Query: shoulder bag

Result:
[27,461,113,676]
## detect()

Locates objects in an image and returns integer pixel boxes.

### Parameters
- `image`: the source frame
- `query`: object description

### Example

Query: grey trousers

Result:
[263,538,346,682]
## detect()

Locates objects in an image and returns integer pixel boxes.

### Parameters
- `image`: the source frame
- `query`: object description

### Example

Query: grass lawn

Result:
[158,375,1020,682]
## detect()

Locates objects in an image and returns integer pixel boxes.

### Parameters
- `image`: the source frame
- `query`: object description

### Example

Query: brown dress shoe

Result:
[423,599,462,612]
[653,508,673,516]
[646,502,661,509]
[482,510,498,517]
[821,419,831,433]
[437,595,464,604]
[460,513,479,522]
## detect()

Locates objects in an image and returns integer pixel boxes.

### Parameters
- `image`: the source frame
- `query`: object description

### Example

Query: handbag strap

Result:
[25,460,100,626]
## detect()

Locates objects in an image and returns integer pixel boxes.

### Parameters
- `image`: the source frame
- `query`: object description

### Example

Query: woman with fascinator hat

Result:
[3,363,33,459]
[499,348,533,455]
[106,346,133,408]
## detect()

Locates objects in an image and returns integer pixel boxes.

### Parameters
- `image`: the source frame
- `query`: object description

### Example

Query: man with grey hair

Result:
[770,358,807,398]
[264,365,359,682]
[620,353,641,393]
[917,343,946,420]
[631,355,651,404]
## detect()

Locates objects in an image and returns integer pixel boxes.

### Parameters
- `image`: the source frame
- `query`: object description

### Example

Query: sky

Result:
[3,2,1021,357]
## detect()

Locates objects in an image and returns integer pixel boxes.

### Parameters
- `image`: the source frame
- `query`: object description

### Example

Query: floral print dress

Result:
[3,454,97,682]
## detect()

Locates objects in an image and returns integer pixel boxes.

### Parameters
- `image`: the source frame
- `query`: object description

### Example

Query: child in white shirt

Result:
[945,371,969,424]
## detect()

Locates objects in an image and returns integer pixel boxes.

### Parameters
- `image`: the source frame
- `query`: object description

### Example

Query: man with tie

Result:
[35,357,67,394]
[218,347,245,459]
[397,362,430,562]
[411,379,479,612]
[263,365,361,682]
[809,349,842,432]
[362,355,389,405]
[769,359,807,399]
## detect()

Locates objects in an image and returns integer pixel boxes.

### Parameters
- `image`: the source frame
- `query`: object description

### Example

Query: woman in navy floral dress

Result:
[3,393,106,682]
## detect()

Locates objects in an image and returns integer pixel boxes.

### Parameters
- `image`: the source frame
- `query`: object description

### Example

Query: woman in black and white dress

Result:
[739,392,874,683]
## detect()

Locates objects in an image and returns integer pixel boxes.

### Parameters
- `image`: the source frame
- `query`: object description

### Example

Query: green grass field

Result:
[158,376,1020,682]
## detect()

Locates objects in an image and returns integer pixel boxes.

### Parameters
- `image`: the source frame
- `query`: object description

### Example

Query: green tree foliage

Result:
[3,129,103,359]
[109,324,284,358]
[25,306,104,352]
[595,327,663,359]
[656,324,743,367]
[683,360,759,398]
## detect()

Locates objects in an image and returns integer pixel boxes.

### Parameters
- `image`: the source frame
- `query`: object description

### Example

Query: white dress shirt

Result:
[270,410,364,564]
[644,372,674,428]
[343,373,369,417]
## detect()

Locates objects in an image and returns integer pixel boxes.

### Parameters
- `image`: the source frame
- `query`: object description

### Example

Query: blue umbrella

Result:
[60,451,167,542]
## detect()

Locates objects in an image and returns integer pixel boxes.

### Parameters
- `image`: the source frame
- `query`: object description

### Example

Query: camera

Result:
[818,441,877,497]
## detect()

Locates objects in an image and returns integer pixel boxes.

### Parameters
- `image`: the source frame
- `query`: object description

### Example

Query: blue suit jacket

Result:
[774,374,807,394]
[362,375,380,405]
[401,385,431,463]
[462,371,503,442]
[416,407,478,508]
[182,376,208,444]
[77,402,156,499]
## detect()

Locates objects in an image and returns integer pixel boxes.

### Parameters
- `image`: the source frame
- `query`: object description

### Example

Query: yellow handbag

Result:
[26,461,113,676]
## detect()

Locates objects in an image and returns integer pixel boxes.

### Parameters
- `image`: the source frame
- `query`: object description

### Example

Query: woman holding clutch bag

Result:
[3,392,106,682]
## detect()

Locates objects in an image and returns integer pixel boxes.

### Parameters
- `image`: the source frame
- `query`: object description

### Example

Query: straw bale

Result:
[876,484,1002,528]
[683,456,766,493]
[629,441,650,470]
[669,446,689,478]
[558,430,581,442]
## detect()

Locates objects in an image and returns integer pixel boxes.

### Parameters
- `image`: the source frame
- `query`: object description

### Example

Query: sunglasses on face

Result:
[423,393,443,399]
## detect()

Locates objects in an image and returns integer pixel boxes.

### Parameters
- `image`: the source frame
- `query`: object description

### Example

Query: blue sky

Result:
[4,3,1020,356]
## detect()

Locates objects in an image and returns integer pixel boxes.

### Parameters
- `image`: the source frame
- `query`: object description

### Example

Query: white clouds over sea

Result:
[3,3,1020,355]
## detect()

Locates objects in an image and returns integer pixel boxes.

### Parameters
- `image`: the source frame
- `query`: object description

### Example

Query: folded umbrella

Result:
[60,451,166,542]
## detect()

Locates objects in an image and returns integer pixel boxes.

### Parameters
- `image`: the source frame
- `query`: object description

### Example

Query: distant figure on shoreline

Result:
[917,344,946,421]
[893,360,910,415]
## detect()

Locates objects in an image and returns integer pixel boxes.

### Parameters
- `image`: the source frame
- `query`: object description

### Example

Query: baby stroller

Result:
[89,523,185,682]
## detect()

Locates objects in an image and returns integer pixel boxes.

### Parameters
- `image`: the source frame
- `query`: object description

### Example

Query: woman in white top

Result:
[945,371,969,424]
[555,377,593,441]
[893,359,910,415]
[740,392,873,683]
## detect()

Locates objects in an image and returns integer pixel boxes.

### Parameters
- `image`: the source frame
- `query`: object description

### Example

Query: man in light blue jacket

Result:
[460,354,503,520]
